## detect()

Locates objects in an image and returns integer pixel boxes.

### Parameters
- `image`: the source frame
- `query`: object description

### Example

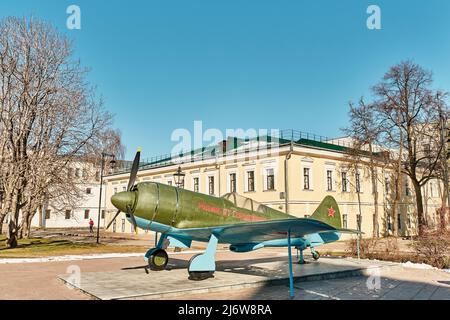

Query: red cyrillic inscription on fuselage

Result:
[197,202,267,222]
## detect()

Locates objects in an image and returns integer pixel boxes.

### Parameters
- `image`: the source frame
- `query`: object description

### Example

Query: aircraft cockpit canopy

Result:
[221,192,281,215]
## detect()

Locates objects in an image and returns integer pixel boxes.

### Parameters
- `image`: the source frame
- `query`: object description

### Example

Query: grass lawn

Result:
[0,235,148,258]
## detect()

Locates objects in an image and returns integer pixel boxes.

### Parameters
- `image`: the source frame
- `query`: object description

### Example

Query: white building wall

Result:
[31,182,106,228]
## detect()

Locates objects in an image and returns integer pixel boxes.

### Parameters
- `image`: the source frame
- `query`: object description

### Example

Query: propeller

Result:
[106,147,141,230]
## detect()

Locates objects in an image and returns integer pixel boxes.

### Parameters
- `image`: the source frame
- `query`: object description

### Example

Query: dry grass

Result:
[0,235,148,258]
[346,233,450,269]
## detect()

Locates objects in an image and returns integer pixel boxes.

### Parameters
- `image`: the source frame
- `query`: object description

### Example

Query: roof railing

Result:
[110,129,354,175]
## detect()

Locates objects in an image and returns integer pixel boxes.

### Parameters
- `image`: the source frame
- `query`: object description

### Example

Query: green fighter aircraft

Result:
[108,149,360,296]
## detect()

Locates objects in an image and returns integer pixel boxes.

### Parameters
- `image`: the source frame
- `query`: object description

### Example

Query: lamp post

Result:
[173,166,185,188]
[96,152,116,244]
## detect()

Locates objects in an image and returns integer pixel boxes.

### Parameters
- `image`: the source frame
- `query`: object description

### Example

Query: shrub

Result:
[410,231,450,269]
[346,237,379,259]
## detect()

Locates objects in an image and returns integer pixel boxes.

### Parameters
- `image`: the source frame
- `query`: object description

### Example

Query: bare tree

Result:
[372,61,446,236]
[0,17,122,246]
[432,92,449,231]
[343,98,383,237]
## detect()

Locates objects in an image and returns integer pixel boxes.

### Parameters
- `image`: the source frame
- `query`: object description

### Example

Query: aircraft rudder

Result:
[310,195,342,229]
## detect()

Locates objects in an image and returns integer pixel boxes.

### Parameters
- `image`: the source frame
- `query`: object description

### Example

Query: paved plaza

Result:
[1,247,450,300]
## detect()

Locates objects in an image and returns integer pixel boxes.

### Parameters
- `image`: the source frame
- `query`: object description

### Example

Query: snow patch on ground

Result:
[0,253,143,264]
[0,250,204,264]
[402,261,438,270]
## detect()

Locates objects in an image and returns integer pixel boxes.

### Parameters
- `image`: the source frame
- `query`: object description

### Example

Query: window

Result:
[84,209,90,219]
[247,171,255,192]
[303,168,310,190]
[122,186,126,191]
[101,210,105,219]
[407,214,412,229]
[326,170,333,191]
[397,214,402,231]
[75,168,81,178]
[95,171,100,181]
[405,179,410,196]
[266,168,275,190]
[341,172,347,192]
[304,214,310,218]
[343,214,348,229]
[385,177,390,194]
[112,221,116,233]
[68,168,73,178]
[65,210,71,219]
[167,180,172,186]
[355,172,361,193]
[193,177,199,192]
[387,214,392,231]
[114,187,117,194]
[229,173,236,192]
[208,176,215,195]
[45,209,51,219]
[121,219,125,232]
[86,188,92,194]
[356,215,362,231]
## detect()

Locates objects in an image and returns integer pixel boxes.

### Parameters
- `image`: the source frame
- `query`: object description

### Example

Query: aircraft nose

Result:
[111,191,136,212]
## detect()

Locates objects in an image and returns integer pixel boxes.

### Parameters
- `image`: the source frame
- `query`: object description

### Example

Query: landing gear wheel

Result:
[148,249,168,271]
[312,250,320,261]
[188,254,215,280]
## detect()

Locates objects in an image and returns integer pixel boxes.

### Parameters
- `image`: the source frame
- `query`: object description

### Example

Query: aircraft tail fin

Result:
[310,196,342,229]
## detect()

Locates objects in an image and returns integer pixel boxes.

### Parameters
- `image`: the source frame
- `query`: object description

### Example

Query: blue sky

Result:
[1,0,450,159]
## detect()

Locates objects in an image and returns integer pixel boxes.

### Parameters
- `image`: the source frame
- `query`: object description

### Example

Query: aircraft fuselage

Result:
[111,182,295,230]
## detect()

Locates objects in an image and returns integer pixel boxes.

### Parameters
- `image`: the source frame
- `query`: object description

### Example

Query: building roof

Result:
[108,129,379,176]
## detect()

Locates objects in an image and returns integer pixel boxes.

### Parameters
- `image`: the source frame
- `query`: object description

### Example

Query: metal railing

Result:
[109,129,354,175]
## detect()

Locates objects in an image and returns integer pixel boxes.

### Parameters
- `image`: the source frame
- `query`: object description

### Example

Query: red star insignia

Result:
[328,207,335,217]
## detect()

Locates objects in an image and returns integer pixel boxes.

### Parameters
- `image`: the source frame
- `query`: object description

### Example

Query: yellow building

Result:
[103,130,443,238]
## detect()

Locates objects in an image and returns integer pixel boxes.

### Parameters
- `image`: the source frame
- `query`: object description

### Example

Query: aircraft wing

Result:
[170,218,359,245]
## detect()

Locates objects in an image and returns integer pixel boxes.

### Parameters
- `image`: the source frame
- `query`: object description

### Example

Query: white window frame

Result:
[355,169,363,193]
[192,175,200,193]
[206,174,216,196]
[302,165,313,190]
[227,170,237,193]
[245,168,256,192]
[341,170,349,192]
[263,166,276,191]
[325,166,335,192]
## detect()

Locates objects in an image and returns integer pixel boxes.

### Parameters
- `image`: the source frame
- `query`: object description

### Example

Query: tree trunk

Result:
[369,142,379,238]
[440,182,448,231]
[412,179,426,236]
[5,191,21,248]
[371,167,380,237]
[22,209,35,239]
[0,214,5,235]
[392,175,400,237]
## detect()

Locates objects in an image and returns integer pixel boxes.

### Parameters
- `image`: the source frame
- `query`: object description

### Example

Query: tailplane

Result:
[310,196,342,229]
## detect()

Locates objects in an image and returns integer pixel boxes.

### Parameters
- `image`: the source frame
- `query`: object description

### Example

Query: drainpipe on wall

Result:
[215,154,221,196]
[284,142,294,214]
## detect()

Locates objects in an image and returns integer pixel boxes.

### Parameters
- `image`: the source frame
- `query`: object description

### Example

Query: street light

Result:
[173,166,185,188]
[96,152,116,244]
